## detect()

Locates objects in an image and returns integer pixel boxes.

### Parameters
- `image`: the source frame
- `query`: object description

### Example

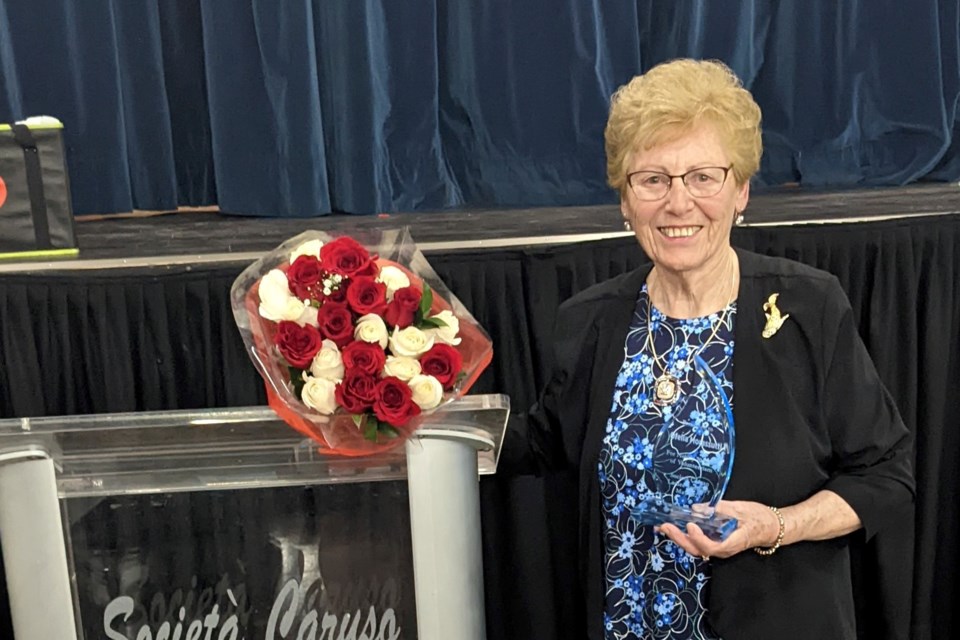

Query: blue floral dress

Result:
[599,284,736,639]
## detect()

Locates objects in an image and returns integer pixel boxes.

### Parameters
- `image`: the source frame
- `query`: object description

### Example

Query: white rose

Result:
[310,340,345,380]
[427,310,462,346]
[408,374,444,410]
[295,304,319,328]
[389,326,435,358]
[376,265,411,299]
[290,239,323,263]
[354,313,389,349]
[301,375,338,415]
[383,356,421,381]
[258,269,309,322]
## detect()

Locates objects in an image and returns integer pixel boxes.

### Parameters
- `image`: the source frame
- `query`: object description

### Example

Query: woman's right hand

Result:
[657,500,782,560]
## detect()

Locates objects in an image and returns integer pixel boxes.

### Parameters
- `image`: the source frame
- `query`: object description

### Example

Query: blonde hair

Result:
[605,59,762,195]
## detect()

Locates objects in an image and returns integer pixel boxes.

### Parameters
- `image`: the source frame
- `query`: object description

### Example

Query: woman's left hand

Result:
[657,500,781,560]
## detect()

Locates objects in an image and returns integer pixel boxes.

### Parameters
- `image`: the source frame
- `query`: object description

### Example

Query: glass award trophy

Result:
[631,354,738,541]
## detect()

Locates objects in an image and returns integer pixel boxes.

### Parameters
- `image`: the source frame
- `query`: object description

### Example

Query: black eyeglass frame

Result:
[625,165,734,201]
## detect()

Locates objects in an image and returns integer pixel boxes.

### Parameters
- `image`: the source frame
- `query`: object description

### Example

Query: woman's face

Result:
[621,124,749,276]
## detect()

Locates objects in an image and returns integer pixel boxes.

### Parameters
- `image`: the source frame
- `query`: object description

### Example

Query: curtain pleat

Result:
[1,1,957,216]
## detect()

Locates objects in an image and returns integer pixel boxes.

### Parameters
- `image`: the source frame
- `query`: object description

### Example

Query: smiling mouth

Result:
[659,226,702,238]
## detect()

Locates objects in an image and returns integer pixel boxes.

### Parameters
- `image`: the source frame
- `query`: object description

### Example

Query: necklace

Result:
[646,263,737,407]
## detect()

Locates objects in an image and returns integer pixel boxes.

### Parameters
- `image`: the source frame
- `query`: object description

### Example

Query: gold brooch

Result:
[762,293,789,338]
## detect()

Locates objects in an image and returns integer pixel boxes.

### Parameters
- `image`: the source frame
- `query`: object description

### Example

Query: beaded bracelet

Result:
[754,506,785,556]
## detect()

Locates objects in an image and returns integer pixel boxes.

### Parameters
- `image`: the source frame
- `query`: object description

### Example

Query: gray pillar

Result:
[0,451,78,640]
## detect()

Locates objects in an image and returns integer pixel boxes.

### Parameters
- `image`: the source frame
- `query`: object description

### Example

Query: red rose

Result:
[342,341,386,376]
[325,280,348,303]
[384,286,422,329]
[286,255,325,300]
[316,301,354,347]
[420,344,462,389]
[320,237,377,277]
[335,371,378,414]
[346,276,387,316]
[373,376,421,426]
[275,321,323,368]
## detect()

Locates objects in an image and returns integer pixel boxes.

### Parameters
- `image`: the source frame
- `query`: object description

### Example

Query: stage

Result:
[1,183,959,639]
[0,183,957,270]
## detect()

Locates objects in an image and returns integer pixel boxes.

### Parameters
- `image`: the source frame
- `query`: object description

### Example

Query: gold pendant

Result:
[653,373,681,406]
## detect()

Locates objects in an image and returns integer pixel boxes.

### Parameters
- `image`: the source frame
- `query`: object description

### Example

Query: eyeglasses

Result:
[626,166,733,201]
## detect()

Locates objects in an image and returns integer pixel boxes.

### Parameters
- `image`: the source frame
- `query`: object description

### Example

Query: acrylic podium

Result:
[0,394,509,640]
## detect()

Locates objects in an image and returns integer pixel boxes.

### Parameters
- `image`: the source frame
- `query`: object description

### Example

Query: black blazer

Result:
[503,248,915,640]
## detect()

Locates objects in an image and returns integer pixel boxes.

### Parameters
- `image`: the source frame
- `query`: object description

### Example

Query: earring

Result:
[734,211,745,226]
[623,219,633,231]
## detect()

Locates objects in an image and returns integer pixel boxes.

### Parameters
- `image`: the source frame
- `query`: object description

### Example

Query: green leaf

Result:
[418,282,434,317]
[351,414,363,428]
[380,424,400,439]
[417,317,446,330]
[289,367,307,397]
[363,417,380,442]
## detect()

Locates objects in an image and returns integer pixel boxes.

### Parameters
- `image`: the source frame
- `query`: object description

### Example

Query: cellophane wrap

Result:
[231,228,493,456]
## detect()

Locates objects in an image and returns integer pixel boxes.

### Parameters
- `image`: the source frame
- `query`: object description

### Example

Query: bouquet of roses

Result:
[231,229,492,456]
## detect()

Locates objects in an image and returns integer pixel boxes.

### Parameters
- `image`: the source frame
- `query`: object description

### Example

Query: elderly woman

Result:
[504,59,914,639]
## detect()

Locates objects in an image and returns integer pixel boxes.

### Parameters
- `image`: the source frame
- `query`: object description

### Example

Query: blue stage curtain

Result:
[0,1,958,216]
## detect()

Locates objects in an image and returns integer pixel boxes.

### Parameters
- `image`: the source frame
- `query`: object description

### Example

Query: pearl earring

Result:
[623,219,633,231]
